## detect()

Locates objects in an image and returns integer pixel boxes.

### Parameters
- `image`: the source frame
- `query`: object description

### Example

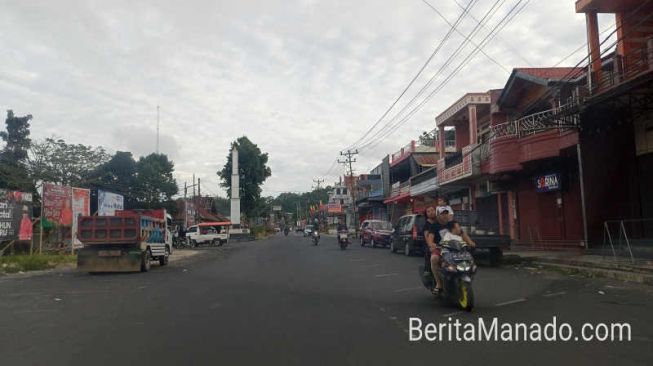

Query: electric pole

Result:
[339,149,359,233]
[312,178,324,191]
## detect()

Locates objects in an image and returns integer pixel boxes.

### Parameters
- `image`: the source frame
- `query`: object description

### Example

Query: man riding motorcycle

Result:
[424,206,475,294]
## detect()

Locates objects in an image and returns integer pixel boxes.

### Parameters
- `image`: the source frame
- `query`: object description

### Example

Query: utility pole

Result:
[156,105,160,154]
[184,177,200,228]
[339,149,359,233]
[198,178,201,198]
[312,178,324,191]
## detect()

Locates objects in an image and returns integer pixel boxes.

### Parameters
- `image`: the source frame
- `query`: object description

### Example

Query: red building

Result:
[576,0,653,247]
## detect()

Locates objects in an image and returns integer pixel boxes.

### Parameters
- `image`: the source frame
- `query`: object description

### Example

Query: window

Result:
[340,199,344,205]
[343,188,347,194]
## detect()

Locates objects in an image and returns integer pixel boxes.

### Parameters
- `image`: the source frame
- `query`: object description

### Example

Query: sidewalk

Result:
[506,250,653,285]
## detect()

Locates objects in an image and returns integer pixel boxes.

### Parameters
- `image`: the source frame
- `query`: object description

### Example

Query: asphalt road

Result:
[1,234,652,366]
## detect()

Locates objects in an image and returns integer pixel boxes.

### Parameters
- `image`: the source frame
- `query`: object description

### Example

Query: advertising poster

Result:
[98,190,124,216]
[0,190,33,242]
[42,183,73,226]
[72,188,90,248]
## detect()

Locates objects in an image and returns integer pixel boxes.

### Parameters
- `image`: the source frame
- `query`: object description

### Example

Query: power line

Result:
[343,0,479,151]
[355,0,512,151]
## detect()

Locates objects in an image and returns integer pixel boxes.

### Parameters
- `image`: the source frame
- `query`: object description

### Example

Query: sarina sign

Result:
[535,173,561,193]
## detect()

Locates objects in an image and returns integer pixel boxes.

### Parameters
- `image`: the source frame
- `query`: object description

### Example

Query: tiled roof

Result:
[514,67,585,81]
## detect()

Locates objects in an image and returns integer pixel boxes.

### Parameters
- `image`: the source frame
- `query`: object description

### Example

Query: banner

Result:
[72,188,90,248]
[98,190,124,216]
[43,183,73,226]
[0,190,33,241]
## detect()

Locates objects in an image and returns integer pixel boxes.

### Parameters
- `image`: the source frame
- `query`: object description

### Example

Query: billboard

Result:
[43,183,73,226]
[0,190,33,242]
[72,188,90,248]
[535,173,561,193]
[98,190,124,216]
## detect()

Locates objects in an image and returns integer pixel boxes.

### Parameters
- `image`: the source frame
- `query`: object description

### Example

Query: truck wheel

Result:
[159,247,170,266]
[211,239,219,247]
[141,249,152,272]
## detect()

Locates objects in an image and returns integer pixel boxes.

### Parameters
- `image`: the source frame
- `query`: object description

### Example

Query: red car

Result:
[360,220,394,248]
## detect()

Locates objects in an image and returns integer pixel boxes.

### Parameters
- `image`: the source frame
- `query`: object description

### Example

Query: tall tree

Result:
[28,138,110,188]
[88,151,138,206]
[217,136,271,219]
[133,153,178,209]
[0,110,32,190]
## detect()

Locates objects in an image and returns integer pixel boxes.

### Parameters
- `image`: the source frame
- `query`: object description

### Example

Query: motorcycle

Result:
[338,231,349,250]
[419,239,477,311]
[312,230,320,246]
[284,227,289,236]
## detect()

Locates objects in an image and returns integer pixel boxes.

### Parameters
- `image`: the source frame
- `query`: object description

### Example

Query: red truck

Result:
[77,209,172,273]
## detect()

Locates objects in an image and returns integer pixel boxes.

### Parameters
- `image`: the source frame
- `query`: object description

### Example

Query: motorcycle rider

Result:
[424,206,475,294]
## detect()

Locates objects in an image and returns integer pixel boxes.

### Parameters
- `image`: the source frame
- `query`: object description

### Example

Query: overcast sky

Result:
[0,0,612,197]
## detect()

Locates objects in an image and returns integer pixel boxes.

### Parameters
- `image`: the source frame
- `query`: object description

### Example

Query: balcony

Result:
[437,144,480,186]
[384,181,411,204]
[481,101,581,174]
[588,43,653,98]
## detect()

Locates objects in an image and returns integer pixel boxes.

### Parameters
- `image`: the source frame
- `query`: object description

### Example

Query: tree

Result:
[88,151,138,206]
[217,136,271,219]
[272,187,331,222]
[28,138,110,188]
[0,110,32,190]
[133,153,178,209]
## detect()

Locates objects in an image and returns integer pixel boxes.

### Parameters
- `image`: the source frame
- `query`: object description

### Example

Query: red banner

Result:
[43,183,72,226]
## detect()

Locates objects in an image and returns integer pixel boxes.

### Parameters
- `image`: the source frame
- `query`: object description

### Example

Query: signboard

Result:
[535,173,561,192]
[0,190,33,241]
[98,190,124,216]
[43,183,73,226]
[327,203,342,214]
[72,188,90,248]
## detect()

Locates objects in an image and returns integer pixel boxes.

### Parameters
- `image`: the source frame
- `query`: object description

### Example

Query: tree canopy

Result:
[133,153,178,209]
[0,110,32,190]
[217,136,271,219]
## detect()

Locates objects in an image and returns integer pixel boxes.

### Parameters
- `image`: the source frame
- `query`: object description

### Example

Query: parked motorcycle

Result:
[312,230,320,246]
[338,231,349,250]
[419,240,477,311]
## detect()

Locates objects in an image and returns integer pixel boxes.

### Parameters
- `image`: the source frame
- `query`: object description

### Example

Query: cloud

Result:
[0,0,589,196]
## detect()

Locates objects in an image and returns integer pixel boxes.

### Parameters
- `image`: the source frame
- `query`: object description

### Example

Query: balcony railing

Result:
[590,41,653,95]
[489,98,581,142]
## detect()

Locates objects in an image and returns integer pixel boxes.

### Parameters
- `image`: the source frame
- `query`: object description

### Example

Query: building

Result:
[383,140,439,223]
[575,0,653,247]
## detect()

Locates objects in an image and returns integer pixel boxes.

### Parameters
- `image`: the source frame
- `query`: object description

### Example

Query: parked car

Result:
[360,220,394,248]
[390,214,426,256]
[186,222,230,247]
[303,225,315,237]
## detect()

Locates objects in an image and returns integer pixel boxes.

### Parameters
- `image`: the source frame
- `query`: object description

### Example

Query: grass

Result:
[0,254,77,274]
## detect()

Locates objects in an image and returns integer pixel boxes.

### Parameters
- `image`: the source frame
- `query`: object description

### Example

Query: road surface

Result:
[1,234,652,365]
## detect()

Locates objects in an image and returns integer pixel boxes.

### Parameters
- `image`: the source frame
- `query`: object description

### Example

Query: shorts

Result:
[430,247,441,257]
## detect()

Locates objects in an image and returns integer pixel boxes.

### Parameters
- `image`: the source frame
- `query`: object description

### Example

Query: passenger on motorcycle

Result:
[424,206,475,294]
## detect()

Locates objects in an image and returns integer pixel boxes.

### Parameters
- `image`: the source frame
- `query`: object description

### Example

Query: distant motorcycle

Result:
[312,230,320,246]
[284,227,289,236]
[338,231,349,250]
[419,239,477,311]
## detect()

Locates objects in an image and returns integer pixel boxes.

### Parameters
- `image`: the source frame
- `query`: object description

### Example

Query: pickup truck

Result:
[76,209,172,273]
[185,221,230,247]
[455,210,511,266]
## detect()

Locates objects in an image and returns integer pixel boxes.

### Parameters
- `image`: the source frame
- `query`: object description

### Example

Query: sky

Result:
[0,0,613,197]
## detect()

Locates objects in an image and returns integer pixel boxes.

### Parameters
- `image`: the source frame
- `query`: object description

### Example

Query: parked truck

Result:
[77,209,172,273]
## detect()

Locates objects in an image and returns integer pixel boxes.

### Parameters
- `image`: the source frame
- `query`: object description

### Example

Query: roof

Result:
[514,67,584,81]
[413,154,439,167]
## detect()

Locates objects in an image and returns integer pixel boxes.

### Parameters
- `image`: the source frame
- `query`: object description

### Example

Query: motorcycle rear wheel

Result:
[457,281,474,312]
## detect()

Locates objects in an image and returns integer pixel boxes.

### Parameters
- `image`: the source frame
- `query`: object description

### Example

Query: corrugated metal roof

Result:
[413,154,439,167]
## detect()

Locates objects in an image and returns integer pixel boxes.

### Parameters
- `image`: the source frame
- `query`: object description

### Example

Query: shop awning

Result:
[383,192,411,205]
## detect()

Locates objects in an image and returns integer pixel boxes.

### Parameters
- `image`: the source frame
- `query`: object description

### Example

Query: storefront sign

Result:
[98,190,124,216]
[327,203,342,214]
[0,190,33,241]
[535,173,560,192]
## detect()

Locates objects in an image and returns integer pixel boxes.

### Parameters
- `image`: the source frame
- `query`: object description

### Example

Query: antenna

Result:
[156,105,160,154]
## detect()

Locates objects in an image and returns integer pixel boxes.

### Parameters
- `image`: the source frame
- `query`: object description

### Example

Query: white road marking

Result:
[543,291,566,298]
[375,273,400,278]
[495,298,527,307]
[443,311,462,317]
[393,286,422,293]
